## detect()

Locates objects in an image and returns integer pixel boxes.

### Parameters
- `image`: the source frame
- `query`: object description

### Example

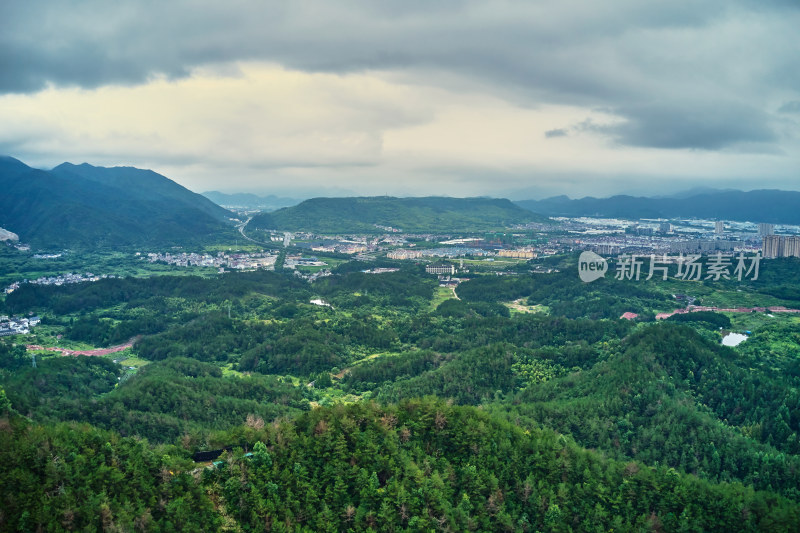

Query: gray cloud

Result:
[544,129,568,138]
[1,0,798,156]
[778,101,800,114]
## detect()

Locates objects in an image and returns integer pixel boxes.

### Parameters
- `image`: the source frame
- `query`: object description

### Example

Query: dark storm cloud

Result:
[2,0,798,152]
[598,101,777,150]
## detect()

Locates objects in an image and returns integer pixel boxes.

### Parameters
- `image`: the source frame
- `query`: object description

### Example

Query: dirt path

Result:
[26,340,135,357]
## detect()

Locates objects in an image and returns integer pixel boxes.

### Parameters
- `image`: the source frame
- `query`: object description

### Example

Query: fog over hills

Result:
[201,191,300,211]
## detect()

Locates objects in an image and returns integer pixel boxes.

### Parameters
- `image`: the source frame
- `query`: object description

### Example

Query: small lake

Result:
[722,333,748,347]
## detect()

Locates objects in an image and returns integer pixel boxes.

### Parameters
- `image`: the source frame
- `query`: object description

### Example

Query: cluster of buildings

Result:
[497,248,536,259]
[275,232,380,255]
[4,272,111,295]
[388,247,496,260]
[388,245,537,261]
[573,218,799,260]
[309,242,368,255]
[284,255,327,269]
[387,249,423,260]
[762,235,800,259]
[759,223,775,236]
[146,251,277,271]
[425,264,457,275]
[555,217,787,258]
[265,231,317,245]
[362,268,400,274]
[285,255,332,282]
[584,237,760,257]
[0,315,40,337]
[373,224,402,233]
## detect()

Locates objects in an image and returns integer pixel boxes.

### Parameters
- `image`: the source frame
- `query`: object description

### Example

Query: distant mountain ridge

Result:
[0,156,235,248]
[249,196,549,234]
[516,189,800,224]
[202,191,299,211]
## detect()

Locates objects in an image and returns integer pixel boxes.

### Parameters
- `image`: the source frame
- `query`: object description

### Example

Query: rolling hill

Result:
[516,189,800,223]
[248,196,549,233]
[0,156,236,248]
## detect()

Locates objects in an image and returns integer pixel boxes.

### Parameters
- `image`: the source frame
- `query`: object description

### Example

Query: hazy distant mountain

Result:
[516,189,800,224]
[651,186,739,200]
[0,156,235,248]
[248,196,549,233]
[202,191,299,211]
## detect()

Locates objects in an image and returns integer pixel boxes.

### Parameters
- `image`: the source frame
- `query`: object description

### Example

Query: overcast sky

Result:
[1,0,798,198]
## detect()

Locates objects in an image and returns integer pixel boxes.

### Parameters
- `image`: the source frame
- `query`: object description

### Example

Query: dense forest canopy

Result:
[3,255,800,530]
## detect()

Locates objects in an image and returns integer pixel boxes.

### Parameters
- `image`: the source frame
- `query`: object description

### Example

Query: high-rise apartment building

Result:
[762,235,800,258]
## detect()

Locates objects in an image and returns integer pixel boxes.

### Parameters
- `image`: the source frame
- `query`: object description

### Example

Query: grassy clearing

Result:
[221,363,245,377]
[315,389,364,405]
[504,299,549,315]
[697,290,790,309]
[726,311,800,333]
[295,264,329,274]
[429,286,456,310]
[22,326,97,351]
[459,258,529,271]
[305,257,348,271]
[117,355,150,368]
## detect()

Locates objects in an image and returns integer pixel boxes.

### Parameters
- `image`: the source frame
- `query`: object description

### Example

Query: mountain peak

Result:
[53,161,95,172]
[0,155,31,169]
[0,156,234,248]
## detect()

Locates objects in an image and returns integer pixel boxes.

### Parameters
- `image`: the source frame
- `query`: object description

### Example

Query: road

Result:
[236,216,271,246]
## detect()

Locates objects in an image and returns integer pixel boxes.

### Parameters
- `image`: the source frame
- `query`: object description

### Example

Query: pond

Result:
[721,332,748,347]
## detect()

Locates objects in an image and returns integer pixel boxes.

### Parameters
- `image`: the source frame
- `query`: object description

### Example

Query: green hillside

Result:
[0,156,236,249]
[248,196,548,233]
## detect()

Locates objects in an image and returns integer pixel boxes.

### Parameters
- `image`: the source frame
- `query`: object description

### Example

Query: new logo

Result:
[578,251,607,283]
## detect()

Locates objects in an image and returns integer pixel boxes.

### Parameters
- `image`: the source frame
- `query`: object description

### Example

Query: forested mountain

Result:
[248,196,549,233]
[516,189,800,223]
[0,156,235,248]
